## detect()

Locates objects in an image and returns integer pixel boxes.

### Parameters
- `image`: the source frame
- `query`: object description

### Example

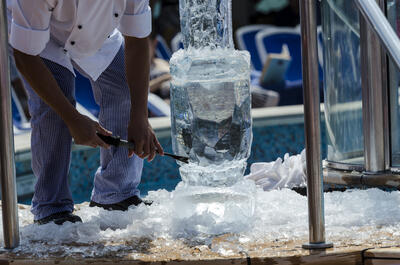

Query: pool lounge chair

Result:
[11,89,30,133]
[255,27,324,105]
[156,35,172,61]
[235,24,270,71]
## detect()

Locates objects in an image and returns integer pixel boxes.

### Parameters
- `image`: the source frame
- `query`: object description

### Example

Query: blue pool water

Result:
[16,120,326,204]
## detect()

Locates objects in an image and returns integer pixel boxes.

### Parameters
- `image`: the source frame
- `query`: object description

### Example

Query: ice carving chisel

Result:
[96,133,189,164]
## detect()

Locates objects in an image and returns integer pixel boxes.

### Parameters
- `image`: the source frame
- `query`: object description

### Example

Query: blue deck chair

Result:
[235,25,270,71]
[11,89,30,131]
[256,28,303,84]
[171,33,184,52]
[11,96,22,128]
[75,72,170,118]
[317,26,324,73]
[155,35,172,60]
[255,27,324,105]
[256,27,324,84]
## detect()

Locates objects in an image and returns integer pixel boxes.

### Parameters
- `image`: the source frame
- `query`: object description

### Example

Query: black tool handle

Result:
[96,133,189,163]
[96,133,121,146]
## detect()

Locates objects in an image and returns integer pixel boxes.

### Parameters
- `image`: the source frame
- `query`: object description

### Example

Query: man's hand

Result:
[67,114,112,149]
[128,116,164,161]
[124,35,164,161]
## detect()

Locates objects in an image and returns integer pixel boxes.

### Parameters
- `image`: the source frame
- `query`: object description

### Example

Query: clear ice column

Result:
[170,0,252,187]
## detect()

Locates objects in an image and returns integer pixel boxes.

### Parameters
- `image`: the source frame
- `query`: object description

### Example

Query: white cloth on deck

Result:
[245,149,307,191]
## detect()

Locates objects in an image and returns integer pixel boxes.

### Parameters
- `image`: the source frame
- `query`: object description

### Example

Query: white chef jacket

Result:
[7,0,152,81]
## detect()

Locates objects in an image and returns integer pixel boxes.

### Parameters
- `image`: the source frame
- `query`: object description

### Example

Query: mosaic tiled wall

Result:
[16,121,327,203]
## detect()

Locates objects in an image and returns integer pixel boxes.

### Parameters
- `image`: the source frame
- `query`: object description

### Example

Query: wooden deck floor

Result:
[1,237,400,264]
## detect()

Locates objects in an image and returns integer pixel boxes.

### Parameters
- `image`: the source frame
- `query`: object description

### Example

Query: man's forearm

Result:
[13,49,79,124]
[124,36,150,119]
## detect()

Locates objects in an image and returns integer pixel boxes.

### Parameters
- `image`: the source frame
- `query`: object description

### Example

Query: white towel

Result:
[245,149,307,191]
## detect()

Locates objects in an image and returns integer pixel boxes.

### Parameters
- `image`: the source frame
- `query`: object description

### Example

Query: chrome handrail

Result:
[299,0,333,249]
[0,0,20,249]
[356,0,400,71]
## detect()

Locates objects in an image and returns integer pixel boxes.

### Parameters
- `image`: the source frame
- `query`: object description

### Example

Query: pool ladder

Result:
[300,0,400,249]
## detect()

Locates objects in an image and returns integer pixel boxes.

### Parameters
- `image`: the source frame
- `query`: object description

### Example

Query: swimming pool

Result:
[14,105,326,204]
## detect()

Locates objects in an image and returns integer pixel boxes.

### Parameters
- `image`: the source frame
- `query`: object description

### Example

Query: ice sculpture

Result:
[170,0,252,187]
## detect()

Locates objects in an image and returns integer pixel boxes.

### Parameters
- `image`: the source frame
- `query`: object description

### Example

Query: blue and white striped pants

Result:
[25,45,143,220]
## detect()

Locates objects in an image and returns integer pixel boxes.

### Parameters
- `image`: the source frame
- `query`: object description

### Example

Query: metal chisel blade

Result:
[117,139,135,149]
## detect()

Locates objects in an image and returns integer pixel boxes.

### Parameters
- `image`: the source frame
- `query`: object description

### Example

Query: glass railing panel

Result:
[322,0,364,166]
[387,0,400,167]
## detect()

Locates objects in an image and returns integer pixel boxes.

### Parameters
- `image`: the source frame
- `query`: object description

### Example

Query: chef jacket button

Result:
[70,41,75,45]
[78,25,82,29]
[114,13,119,18]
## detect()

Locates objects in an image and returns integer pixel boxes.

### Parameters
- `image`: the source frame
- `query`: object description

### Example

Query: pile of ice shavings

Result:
[3,151,400,258]
[2,187,400,257]
[0,188,395,257]
[0,188,397,258]
[245,149,306,191]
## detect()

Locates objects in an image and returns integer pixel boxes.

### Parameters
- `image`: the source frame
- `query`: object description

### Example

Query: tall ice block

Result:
[170,0,252,187]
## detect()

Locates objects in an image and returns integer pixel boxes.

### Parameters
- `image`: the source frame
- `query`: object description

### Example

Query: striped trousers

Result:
[25,45,144,220]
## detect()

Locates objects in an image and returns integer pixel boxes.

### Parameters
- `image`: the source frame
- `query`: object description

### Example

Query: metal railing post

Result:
[0,0,20,249]
[300,0,333,249]
[358,0,390,173]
